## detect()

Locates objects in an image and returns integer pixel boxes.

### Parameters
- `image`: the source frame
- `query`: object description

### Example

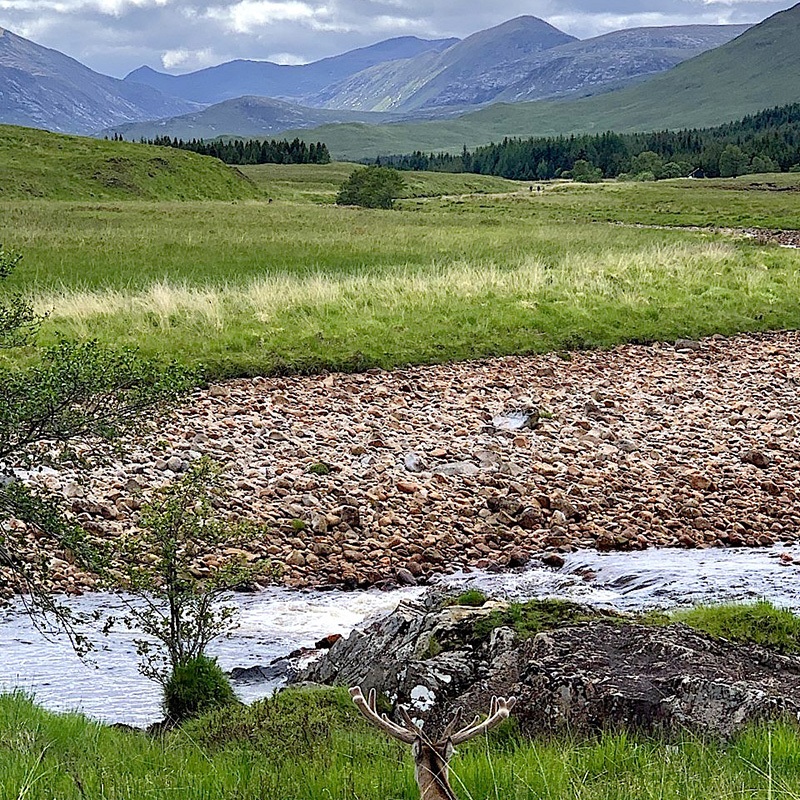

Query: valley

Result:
[2,4,800,798]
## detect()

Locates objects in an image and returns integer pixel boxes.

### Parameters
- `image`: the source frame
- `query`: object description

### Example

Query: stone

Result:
[689,474,715,491]
[541,552,565,569]
[396,567,418,586]
[403,452,427,473]
[507,547,530,567]
[434,461,480,478]
[315,634,342,650]
[298,593,800,739]
[492,408,539,432]
[742,450,771,469]
[310,511,328,533]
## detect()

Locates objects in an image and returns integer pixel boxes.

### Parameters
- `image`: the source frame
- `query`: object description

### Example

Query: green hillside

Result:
[0,125,262,200]
[285,3,800,160]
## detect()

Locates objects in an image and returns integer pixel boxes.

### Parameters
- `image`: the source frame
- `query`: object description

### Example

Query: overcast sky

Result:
[1,0,794,78]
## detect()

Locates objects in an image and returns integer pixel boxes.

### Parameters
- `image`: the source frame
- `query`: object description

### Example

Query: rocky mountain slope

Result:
[314,20,748,113]
[124,36,458,106]
[496,24,751,103]
[0,28,198,135]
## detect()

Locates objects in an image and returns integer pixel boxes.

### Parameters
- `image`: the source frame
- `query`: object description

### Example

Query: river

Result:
[1,545,798,726]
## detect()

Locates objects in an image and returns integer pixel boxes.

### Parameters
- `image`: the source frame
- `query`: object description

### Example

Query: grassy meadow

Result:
[2,162,799,377]
[4,688,800,800]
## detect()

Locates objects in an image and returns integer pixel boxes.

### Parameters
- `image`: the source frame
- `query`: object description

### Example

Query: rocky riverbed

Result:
[6,330,800,595]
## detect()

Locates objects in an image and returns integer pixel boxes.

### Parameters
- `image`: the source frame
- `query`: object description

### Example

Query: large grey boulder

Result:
[298,595,800,738]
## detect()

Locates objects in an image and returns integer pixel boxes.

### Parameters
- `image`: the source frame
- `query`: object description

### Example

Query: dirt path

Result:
[13,330,800,594]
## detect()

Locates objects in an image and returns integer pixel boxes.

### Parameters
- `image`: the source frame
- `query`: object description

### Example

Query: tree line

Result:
[373,103,800,180]
[113,133,332,166]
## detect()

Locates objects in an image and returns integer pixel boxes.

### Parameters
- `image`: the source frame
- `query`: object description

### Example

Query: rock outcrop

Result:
[300,595,800,738]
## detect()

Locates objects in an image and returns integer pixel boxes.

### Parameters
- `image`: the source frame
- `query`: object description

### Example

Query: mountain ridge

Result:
[123,36,459,105]
[0,28,199,134]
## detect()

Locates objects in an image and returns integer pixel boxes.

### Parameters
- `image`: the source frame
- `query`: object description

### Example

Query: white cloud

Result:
[205,0,317,32]
[267,50,308,63]
[0,0,793,76]
[161,46,216,68]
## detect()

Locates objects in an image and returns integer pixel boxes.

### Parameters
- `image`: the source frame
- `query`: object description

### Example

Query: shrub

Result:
[571,160,602,183]
[163,655,238,722]
[660,162,685,179]
[336,165,405,209]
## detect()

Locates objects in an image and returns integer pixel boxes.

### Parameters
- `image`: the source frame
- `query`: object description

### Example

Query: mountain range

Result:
[0,13,763,141]
[275,2,800,159]
[308,18,749,113]
[124,36,458,106]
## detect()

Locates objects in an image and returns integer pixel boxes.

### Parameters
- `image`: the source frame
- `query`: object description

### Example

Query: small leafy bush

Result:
[336,166,405,209]
[571,160,603,183]
[163,655,238,722]
[308,461,332,475]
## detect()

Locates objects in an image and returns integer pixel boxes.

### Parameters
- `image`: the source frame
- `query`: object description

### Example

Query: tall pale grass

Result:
[36,241,743,335]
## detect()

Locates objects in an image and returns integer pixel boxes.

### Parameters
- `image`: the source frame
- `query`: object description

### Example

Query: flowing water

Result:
[2,545,799,726]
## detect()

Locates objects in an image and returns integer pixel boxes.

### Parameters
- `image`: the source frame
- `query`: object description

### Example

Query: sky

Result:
[0,0,795,78]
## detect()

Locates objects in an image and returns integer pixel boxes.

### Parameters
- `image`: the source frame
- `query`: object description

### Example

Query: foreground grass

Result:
[3,689,800,800]
[1,176,799,377]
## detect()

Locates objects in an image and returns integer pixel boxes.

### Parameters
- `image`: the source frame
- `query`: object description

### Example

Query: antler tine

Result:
[450,696,517,745]
[349,686,418,744]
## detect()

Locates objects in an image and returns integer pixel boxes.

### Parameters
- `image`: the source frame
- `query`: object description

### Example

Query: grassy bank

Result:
[3,688,800,800]
[0,125,262,201]
[2,174,799,377]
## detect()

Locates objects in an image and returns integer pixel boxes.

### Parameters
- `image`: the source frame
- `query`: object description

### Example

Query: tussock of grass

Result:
[3,689,800,799]
[472,599,599,641]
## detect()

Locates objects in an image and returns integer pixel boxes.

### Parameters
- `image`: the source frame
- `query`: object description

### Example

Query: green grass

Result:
[2,175,798,377]
[280,6,800,159]
[670,600,800,654]
[1,148,799,379]
[0,125,262,200]
[3,688,800,799]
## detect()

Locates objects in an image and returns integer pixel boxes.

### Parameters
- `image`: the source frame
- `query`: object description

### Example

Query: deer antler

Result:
[450,696,516,745]
[349,686,417,744]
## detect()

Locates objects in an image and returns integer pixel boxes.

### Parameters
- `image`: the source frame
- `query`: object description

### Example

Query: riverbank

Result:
[3,689,800,800]
[8,329,800,594]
